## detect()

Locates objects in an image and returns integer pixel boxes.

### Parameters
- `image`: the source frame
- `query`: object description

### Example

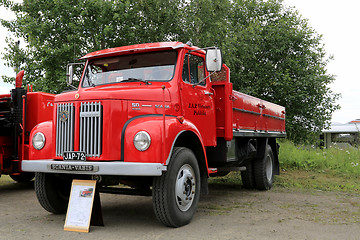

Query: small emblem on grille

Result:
[60,110,69,122]
[75,93,80,99]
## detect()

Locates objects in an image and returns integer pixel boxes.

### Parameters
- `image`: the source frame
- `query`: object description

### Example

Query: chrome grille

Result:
[79,102,102,157]
[56,103,75,156]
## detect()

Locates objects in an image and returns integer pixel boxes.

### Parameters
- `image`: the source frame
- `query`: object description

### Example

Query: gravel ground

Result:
[0,180,359,240]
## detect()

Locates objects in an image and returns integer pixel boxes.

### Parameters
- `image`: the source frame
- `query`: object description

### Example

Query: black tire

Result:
[35,173,71,214]
[253,144,274,190]
[241,161,255,189]
[10,172,35,183]
[152,147,200,227]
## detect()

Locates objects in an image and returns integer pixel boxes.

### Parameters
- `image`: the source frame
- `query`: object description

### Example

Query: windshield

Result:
[82,50,177,87]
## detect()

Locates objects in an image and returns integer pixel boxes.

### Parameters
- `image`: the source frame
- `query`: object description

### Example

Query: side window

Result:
[182,54,205,85]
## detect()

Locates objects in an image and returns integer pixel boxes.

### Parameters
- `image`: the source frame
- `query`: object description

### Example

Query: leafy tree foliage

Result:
[0,0,339,143]
[226,0,341,143]
[0,0,181,92]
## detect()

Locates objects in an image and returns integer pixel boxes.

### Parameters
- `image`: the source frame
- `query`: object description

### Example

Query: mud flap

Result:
[255,138,268,160]
[200,172,208,195]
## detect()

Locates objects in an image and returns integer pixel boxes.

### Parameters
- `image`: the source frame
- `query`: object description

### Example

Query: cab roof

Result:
[80,42,200,60]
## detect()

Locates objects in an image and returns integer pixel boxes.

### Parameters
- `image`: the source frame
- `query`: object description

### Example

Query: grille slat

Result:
[56,103,75,156]
[90,103,94,157]
[80,102,102,157]
[70,104,74,150]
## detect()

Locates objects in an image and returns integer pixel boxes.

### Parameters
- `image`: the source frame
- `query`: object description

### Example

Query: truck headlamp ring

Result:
[32,132,46,150]
[133,131,151,151]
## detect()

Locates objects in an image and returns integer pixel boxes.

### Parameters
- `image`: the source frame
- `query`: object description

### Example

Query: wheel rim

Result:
[265,155,273,182]
[175,164,196,212]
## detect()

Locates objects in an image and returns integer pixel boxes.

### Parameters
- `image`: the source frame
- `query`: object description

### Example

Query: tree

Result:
[0,0,181,93]
[179,0,339,143]
[224,0,340,143]
[1,0,339,143]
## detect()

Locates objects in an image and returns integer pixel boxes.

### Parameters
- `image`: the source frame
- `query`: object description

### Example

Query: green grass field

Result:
[276,140,360,192]
[210,140,360,193]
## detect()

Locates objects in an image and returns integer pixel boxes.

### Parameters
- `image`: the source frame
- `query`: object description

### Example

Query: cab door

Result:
[180,53,216,146]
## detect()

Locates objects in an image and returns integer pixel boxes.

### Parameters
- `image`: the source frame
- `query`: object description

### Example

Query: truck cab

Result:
[22,42,285,227]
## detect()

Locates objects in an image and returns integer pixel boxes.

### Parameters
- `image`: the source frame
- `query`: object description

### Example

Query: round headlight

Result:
[32,132,45,150]
[133,131,151,151]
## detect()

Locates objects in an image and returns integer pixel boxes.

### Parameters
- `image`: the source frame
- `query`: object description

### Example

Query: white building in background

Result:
[322,120,360,148]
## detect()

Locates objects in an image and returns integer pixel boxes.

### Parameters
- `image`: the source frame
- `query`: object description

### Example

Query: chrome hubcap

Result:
[175,164,196,212]
[265,155,273,182]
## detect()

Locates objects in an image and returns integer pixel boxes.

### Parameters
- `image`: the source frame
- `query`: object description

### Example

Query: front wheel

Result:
[35,173,71,214]
[152,147,200,227]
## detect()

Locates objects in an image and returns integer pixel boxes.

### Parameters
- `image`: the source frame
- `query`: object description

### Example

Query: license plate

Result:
[63,151,86,161]
[50,164,96,172]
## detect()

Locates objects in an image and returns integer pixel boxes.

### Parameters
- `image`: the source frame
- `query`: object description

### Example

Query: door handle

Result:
[204,91,214,96]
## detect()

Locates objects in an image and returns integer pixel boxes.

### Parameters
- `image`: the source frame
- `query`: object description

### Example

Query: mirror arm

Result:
[193,71,216,87]
[188,46,218,53]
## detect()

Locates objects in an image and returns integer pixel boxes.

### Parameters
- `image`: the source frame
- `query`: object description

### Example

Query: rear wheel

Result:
[152,147,200,227]
[35,173,71,214]
[253,144,274,190]
[241,161,255,189]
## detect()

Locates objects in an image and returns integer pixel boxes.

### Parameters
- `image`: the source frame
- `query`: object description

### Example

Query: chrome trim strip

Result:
[22,160,167,176]
[233,129,286,138]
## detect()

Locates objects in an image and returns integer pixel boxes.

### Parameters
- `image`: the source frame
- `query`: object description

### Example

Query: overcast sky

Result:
[1,0,359,123]
[283,0,360,124]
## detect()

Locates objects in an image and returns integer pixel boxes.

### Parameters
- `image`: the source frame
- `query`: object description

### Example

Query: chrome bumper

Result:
[21,160,167,176]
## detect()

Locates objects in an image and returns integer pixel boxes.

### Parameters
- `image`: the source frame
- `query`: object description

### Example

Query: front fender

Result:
[122,115,204,165]
[28,121,53,160]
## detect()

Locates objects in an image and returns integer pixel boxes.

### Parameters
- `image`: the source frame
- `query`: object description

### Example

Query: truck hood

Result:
[55,84,171,102]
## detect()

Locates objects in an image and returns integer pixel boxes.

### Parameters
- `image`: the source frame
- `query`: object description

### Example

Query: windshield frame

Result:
[81,50,178,88]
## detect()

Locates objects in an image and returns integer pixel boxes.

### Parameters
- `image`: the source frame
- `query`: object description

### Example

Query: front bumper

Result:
[21,160,167,176]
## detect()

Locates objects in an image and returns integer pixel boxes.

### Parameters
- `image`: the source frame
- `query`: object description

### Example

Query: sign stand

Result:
[90,189,104,227]
[64,179,104,232]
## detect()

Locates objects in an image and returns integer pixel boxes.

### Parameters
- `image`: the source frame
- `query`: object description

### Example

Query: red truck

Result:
[0,71,54,182]
[21,42,286,227]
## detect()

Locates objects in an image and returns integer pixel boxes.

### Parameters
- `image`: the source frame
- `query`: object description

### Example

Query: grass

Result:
[274,169,360,192]
[210,140,360,193]
[278,140,360,178]
[0,175,13,185]
[276,140,360,193]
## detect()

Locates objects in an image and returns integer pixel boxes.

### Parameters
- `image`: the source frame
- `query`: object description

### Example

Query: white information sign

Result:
[64,179,97,233]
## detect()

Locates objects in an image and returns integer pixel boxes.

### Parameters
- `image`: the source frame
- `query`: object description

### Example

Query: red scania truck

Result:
[21,42,286,227]
[0,71,54,182]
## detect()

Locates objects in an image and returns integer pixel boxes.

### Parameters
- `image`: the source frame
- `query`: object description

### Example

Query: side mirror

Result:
[206,48,222,72]
[66,64,74,85]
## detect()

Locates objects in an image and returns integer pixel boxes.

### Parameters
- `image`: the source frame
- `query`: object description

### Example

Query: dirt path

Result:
[0,180,359,240]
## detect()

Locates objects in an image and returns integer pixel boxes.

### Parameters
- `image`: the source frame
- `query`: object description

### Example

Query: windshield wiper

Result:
[122,77,151,85]
[87,78,95,87]
[85,68,95,87]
